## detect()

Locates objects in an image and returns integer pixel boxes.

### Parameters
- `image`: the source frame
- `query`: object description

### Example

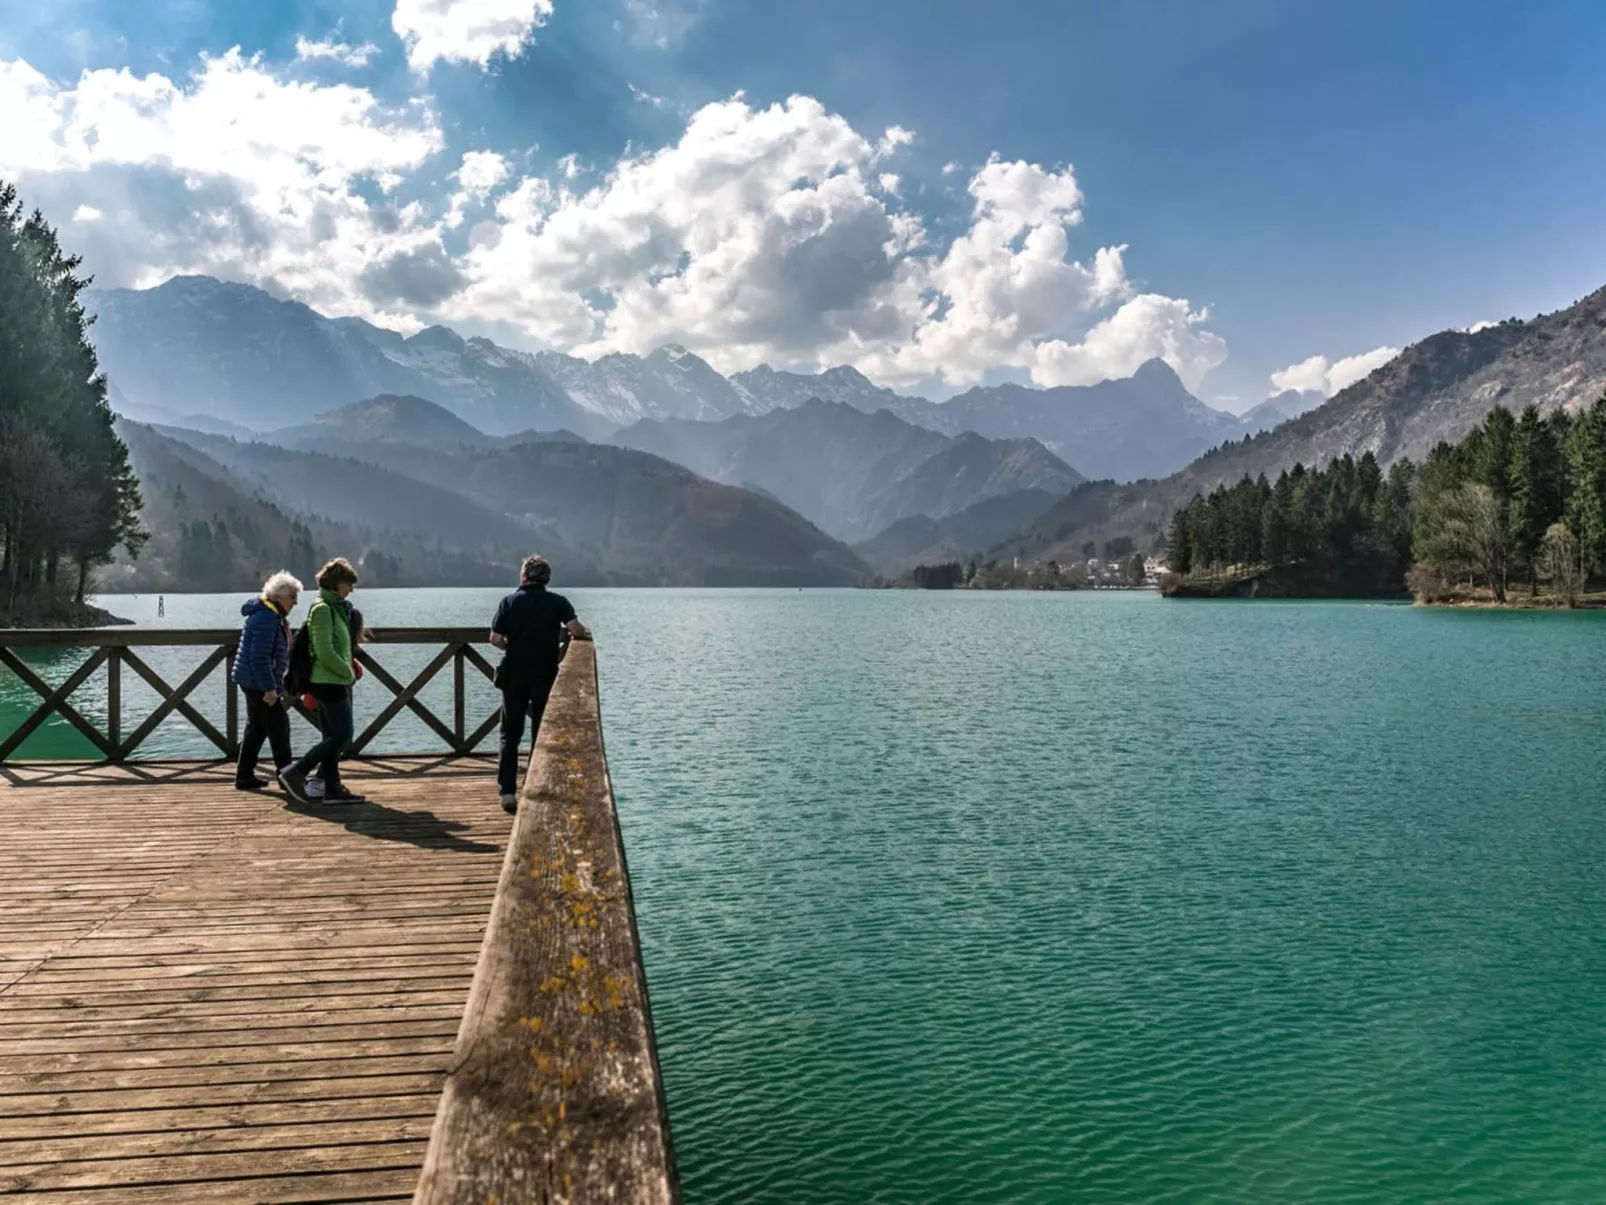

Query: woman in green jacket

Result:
[279,557,364,805]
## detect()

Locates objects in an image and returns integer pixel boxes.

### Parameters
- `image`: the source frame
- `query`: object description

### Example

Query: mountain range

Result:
[613,399,1082,542]
[89,275,1274,483]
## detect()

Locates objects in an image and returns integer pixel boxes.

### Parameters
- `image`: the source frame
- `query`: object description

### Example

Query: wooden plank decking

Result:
[0,756,511,1203]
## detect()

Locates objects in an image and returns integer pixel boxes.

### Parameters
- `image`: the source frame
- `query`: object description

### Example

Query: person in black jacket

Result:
[231,571,302,790]
[490,555,590,813]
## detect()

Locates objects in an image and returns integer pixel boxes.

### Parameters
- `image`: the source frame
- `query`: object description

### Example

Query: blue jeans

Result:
[294,684,353,789]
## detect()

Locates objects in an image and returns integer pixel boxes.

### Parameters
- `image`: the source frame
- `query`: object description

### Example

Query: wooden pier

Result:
[0,632,676,1203]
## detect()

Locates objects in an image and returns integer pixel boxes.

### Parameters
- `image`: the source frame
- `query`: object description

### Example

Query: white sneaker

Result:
[499,793,517,815]
[306,777,326,800]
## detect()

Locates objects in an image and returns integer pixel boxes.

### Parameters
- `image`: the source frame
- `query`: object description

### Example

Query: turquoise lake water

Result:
[6,588,1606,1201]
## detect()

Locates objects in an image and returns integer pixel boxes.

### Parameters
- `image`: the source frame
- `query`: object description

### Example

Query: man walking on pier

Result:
[491,555,589,814]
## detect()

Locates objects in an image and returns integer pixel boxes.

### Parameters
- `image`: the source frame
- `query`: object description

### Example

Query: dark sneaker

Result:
[323,785,367,805]
[234,775,269,791]
[499,792,518,815]
[278,767,312,804]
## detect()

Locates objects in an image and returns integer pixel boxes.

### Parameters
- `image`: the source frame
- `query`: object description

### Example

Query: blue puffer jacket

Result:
[232,597,290,695]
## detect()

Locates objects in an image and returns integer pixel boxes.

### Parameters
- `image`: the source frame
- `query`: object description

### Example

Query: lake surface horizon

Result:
[5,588,1606,1202]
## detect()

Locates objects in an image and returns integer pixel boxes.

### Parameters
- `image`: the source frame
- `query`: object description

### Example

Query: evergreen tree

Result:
[1165,502,1195,574]
[0,181,145,617]
[1567,397,1606,573]
[1507,404,1564,592]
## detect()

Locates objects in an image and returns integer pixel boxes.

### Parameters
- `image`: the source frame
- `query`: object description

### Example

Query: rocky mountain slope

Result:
[997,285,1606,566]
[614,399,1082,542]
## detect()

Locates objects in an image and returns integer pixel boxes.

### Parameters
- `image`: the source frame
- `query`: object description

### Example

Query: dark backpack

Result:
[285,624,313,696]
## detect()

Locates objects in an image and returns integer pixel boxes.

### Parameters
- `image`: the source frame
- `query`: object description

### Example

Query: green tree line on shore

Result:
[0,181,144,621]
[1164,398,1606,603]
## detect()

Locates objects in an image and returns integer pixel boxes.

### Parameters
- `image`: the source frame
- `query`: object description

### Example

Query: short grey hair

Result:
[262,570,304,605]
[520,555,551,585]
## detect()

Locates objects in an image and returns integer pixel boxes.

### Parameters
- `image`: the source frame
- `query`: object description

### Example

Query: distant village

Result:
[882,551,1163,591]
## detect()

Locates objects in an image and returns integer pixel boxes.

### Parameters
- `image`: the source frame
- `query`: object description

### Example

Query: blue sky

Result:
[3,0,1604,409]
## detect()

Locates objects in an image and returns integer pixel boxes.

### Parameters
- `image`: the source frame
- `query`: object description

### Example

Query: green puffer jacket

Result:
[307,589,356,687]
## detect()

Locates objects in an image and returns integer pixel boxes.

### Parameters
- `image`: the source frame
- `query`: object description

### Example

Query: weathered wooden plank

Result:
[0,1114,438,1168]
[0,1051,454,1093]
[0,1140,430,1191]
[0,975,475,1008]
[0,1014,461,1048]
[9,1033,456,1074]
[0,1166,421,1203]
[0,991,473,1027]
[417,639,679,1204]
[21,948,481,980]
[0,1093,444,1142]
[0,1070,449,1117]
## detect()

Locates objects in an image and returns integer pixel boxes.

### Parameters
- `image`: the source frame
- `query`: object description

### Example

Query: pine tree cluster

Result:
[0,181,145,619]
[1164,399,1606,603]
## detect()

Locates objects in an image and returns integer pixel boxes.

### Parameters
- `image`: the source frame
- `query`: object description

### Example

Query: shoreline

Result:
[1,600,133,630]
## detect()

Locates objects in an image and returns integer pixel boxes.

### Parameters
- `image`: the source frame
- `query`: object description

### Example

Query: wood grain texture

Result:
[416,639,679,1205]
[0,756,509,1200]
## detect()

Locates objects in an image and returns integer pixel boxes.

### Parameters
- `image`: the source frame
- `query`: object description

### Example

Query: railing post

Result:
[106,648,121,763]
[224,643,239,759]
[454,644,466,751]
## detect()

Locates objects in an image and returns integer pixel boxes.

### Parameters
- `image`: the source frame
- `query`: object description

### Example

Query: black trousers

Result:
[498,671,558,796]
[293,684,354,790]
[237,688,292,783]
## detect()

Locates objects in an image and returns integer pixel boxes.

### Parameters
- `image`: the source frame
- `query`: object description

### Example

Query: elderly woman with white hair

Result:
[231,569,303,790]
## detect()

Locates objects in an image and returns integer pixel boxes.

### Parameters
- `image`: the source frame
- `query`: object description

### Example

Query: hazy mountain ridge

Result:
[852,488,1062,574]
[269,394,497,449]
[89,275,1262,483]
[112,422,570,590]
[613,399,1083,542]
[151,416,870,587]
[1237,389,1325,434]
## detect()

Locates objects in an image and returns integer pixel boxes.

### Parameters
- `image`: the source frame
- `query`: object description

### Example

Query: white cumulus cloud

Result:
[446,149,511,227]
[72,204,102,222]
[294,36,380,67]
[456,149,510,194]
[392,0,553,72]
[444,96,1222,389]
[1270,345,1399,397]
[1033,294,1227,391]
[0,50,445,323]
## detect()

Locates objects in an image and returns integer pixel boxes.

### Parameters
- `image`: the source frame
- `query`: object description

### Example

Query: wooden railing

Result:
[0,626,507,763]
[416,638,679,1203]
